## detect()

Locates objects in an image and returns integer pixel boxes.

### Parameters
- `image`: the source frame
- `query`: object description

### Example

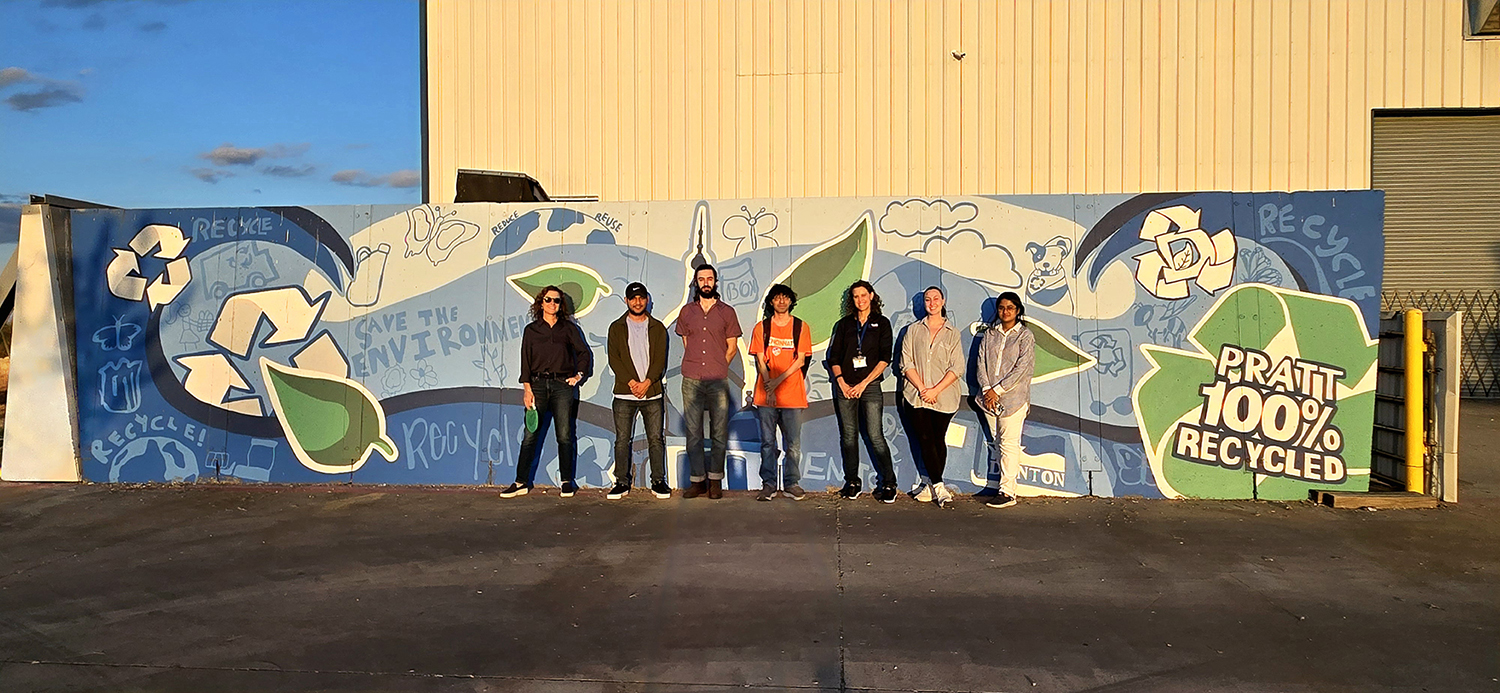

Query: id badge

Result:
[852,356,868,369]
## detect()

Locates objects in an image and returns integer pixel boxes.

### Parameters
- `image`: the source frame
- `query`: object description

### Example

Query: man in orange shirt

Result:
[749,284,813,501]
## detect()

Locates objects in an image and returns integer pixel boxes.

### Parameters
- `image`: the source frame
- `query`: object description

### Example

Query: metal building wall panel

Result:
[425,0,1500,203]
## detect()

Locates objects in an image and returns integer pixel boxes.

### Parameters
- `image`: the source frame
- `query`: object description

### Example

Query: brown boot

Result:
[708,479,723,499]
[684,480,707,499]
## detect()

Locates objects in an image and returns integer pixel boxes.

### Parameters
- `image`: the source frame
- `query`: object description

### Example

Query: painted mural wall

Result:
[68,193,1383,499]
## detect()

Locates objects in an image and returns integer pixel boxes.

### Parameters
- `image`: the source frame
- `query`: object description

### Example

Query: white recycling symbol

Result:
[106,224,193,310]
[174,286,348,417]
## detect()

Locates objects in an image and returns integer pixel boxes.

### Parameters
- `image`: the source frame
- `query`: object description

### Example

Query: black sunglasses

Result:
[542,296,563,305]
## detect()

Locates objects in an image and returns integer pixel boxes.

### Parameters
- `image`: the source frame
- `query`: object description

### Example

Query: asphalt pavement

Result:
[1,403,1497,692]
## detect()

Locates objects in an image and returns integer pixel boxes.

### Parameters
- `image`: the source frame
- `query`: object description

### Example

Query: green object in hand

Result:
[524,406,539,433]
[261,358,398,475]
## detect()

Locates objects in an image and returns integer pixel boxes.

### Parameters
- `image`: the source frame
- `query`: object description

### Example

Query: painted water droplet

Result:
[261,358,397,475]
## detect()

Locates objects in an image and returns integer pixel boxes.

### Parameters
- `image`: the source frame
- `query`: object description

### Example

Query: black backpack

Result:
[761,316,811,377]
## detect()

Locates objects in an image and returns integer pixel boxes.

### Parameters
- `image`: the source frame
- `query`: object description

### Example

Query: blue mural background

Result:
[67,193,1384,499]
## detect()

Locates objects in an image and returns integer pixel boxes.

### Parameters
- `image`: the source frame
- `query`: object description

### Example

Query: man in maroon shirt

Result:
[674,265,742,499]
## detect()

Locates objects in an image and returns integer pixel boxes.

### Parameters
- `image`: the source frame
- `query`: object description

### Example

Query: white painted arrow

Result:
[176,352,264,416]
[129,224,190,259]
[146,257,191,310]
[106,248,147,301]
[291,332,349,377]
[209,287,330,358]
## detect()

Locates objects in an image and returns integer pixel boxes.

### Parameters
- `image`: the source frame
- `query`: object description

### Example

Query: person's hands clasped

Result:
[920,387,939,404]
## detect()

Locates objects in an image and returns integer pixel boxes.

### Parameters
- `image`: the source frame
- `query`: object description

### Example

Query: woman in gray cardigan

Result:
[900,286,967,508]
[976,291,1035,509]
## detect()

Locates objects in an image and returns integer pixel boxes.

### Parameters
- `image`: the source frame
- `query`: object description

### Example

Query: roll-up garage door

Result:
[1373,112,1500,397]
[1373,113,1500,292]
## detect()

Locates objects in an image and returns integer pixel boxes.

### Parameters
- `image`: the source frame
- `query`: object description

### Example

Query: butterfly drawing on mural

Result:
[721,206,779,254]
[92,315,143,352]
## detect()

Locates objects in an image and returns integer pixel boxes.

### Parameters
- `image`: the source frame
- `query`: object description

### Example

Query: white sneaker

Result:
[912,483,934,503]
[934,482,954,508]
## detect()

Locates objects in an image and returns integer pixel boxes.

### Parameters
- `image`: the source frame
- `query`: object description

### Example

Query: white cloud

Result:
[879,199,979,237]
[906,229,1023,290]
[0,67,31,88]
[200,142,309,166]
[332,169,420,189]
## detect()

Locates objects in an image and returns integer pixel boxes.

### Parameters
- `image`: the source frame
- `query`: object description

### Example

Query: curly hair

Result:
[528,285,573,322]
[840,280,884,317]
[761,283,798,319]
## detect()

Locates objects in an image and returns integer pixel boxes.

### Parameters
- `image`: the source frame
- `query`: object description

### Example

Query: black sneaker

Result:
[837,482,862,500]
[756,485,778,501]
[606,482,630,499]
[783,484,806,501]
[985,492,1017,509]
[872,485,897,504]
[498,482,531,498]
[560,481,578,497]
[651,481,671,499]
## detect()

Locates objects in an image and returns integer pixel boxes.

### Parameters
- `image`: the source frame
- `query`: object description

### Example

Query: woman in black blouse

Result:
[500,285,592,499]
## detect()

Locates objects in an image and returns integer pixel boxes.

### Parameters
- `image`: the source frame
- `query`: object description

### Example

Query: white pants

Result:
[983,404,1029,496]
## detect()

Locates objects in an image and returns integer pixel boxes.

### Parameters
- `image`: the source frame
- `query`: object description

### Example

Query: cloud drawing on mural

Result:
[906,229,1023,290]
[879,199,978,237]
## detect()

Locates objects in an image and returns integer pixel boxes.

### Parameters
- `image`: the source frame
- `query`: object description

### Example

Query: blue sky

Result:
[0,0,422,242]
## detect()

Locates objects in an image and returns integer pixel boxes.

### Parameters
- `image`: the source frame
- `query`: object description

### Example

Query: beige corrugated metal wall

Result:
[424,0,1500,203]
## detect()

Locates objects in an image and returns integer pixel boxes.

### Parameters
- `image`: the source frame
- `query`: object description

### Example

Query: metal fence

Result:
[1382,290,1500,398]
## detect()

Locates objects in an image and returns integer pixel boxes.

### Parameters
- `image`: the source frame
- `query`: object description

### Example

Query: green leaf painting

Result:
[506,262,613,317]
[773,213,874,348]
[1133,284,1377,500]
[1027,318,1098,384]
[261,358,398,475]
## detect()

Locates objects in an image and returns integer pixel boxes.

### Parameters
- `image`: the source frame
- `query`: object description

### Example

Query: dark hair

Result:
[762,283,798,319]
[528,285,573,322]
[921,285,947,318]
[841,280,884,317]
[691,264,719,301]
[996,291,1026,323]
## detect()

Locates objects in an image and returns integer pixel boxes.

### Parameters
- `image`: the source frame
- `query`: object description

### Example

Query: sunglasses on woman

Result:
[542,296,563,305]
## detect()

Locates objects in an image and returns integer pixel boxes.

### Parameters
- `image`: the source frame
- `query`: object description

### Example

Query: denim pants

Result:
[681,377,730,481]
[983,404,1029,496]
[757,406,803,488]
[612,397,666,486]
[832,385,895,488]
[515,378,578,485]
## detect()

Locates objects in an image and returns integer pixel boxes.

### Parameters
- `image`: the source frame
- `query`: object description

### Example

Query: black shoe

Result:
[985,492,1017,509]
[872,485,897,504]
[498,482,531,498]
[606,482,630,499]
[837,482,862,500]
[560,481,578,497]
[651,481,671,499]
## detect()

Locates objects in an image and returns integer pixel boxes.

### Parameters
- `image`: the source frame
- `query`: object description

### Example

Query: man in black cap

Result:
[605,282,671,499]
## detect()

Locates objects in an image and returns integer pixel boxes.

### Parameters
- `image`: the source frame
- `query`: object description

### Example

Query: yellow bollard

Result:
[1404,309,1426,494]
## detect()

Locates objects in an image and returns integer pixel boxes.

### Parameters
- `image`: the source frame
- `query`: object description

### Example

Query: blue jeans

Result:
[612,397,666,485]
[515,378,578,485]
[757,406,803,488]
[681,377,730,481]
[833,385,895,488]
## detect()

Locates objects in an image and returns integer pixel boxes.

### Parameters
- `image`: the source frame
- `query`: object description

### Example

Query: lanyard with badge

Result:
[852,318,871,370]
